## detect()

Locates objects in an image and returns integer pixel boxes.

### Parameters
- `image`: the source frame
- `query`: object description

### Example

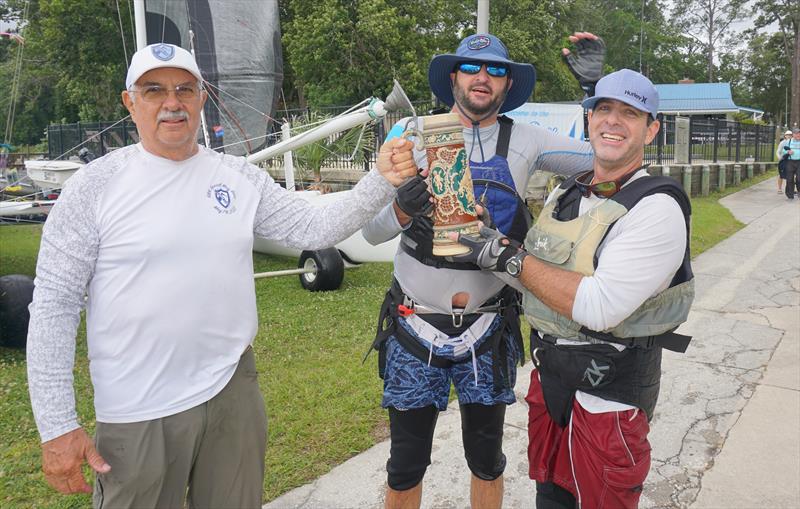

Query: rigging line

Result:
[202,81,282,126]
[3,0,29,146]
[213,132,282,152]
[115,0,129,67]
[126,0,135,54]
[159,0,167,43]
[53,116,132,160]
[203,87,253,153]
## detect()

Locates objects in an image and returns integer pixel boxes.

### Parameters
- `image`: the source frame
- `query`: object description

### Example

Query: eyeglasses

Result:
[129,84,201,102]
[574,170,637,198]
[456,62,509,78]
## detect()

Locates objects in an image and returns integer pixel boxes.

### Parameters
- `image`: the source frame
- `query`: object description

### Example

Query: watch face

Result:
[506,255,522,277]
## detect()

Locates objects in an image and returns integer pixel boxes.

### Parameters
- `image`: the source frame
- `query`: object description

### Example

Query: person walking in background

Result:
[782,128,800,200]
[452,69,694,508]
[776,130,792,193]
[26,43,417,509]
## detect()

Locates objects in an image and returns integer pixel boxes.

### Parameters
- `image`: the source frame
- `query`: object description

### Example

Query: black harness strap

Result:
[366,280,523,393]
[495,115,513,158]
[578,326,692,353]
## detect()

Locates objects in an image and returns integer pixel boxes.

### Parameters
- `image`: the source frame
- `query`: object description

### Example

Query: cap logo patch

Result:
[151,44,175,61]
[624,89,647,104]
[467,35,491,50]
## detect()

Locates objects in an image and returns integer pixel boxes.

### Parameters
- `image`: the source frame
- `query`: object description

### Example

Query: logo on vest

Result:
[582,359,610,387]
[531,235,548,253]
[207,183,237,215]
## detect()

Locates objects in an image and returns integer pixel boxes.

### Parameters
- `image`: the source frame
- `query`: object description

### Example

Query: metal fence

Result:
[644,116,776,165]
[47,120,139,160]
[42,110,777,174]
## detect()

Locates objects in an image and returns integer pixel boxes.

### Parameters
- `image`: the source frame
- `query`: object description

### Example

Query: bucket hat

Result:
[428,34,536,114]
[582,69,659,119]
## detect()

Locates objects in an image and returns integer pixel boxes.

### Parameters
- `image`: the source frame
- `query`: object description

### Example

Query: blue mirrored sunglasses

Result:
[456,62,509,78]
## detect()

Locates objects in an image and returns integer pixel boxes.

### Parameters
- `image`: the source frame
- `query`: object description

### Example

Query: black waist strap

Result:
[577,326,691,353]
[399,239,481,271]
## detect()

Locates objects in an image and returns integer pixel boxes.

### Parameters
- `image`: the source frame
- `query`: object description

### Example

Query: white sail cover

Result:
[144,0,283,156]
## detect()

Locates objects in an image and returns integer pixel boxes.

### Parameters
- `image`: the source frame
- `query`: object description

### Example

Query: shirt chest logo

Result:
[207,183,237,214]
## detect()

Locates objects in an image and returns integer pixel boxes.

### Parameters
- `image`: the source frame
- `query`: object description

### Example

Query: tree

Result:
[671,0,747,81]
[0,0,134,147]
[718,31,791,124]
[282,0,472,108]
[752,0,800,128]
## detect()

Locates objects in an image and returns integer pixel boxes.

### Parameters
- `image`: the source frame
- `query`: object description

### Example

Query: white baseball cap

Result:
[126,43,203,90]
[786,130,793,136]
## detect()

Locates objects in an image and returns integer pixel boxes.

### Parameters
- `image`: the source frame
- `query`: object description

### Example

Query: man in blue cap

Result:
[363,33,604,508]
[453,69,695,508]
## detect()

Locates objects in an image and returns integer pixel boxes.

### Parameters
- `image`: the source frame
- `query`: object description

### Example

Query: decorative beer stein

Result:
[404,113,480,256]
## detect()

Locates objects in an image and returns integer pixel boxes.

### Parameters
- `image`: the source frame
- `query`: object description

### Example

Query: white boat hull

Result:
[24,160,83,192]
[0,200,55,217]
[252,189,398,263]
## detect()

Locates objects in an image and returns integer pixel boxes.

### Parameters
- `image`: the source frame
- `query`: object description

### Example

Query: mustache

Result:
[157,110,188,122]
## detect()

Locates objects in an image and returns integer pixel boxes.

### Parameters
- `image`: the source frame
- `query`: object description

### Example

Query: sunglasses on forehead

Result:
[574,169,638,198]
[456,62,509,78]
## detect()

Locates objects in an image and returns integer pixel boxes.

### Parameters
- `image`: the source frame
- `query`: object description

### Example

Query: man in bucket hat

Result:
[452,69,694,508]
[363,32,605,508]
[26,43,419,508]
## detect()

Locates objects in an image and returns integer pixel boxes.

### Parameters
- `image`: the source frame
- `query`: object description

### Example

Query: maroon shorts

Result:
[526,369,652,509]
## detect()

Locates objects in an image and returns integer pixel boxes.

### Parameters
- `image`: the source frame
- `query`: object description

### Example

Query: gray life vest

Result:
[522,173,695,423]
[523,174,695,346]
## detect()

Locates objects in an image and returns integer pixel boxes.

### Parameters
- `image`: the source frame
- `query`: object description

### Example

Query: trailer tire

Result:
[298,248,344,291]
[0,274,35,349]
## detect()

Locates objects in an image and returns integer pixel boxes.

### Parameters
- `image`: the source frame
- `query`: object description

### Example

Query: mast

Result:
[477,0,489,33]
[133,0,147,51]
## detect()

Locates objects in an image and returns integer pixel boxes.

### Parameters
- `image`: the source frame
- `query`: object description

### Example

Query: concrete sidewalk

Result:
[265,179,800,509]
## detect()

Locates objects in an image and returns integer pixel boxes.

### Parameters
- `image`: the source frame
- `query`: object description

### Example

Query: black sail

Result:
[144,0,283,156]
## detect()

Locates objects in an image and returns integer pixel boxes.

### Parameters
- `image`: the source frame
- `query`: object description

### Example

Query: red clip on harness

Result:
[397,304,415,317]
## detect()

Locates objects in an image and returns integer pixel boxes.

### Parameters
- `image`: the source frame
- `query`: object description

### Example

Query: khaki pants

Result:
[93,347,267,509]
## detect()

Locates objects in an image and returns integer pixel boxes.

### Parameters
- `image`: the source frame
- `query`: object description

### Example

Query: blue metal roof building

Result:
[655,82,764,118]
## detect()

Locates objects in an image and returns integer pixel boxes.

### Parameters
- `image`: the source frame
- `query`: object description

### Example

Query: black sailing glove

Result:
[453,225,520,272]
[563,37,606,97]
[395,175,433,217]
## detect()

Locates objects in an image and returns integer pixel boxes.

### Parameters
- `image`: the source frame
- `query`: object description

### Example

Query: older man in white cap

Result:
[454,68,695,508]
[26,43,418,508]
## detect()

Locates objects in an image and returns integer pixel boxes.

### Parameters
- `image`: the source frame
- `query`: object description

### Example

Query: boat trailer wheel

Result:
[298,248,344,292]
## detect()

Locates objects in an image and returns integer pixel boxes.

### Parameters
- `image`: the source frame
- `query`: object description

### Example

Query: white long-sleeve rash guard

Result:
[27,143,396,442]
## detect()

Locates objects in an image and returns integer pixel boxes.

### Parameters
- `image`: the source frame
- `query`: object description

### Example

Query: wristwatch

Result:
[505,250,529,278]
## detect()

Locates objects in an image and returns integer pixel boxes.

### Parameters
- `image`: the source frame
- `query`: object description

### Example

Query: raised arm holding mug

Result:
[26,43,417,509]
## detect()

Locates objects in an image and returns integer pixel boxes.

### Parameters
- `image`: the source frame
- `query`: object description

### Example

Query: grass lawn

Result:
[0,169,776,507]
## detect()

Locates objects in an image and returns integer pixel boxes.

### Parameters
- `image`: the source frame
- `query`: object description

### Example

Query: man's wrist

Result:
[392,200,413,226]
[500,248,529,278]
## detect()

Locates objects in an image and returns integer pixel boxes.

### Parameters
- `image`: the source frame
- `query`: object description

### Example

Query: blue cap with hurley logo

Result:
[582,69,659,119]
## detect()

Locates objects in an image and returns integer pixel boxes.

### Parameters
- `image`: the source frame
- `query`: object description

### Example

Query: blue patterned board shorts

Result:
[381,314,522,410]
